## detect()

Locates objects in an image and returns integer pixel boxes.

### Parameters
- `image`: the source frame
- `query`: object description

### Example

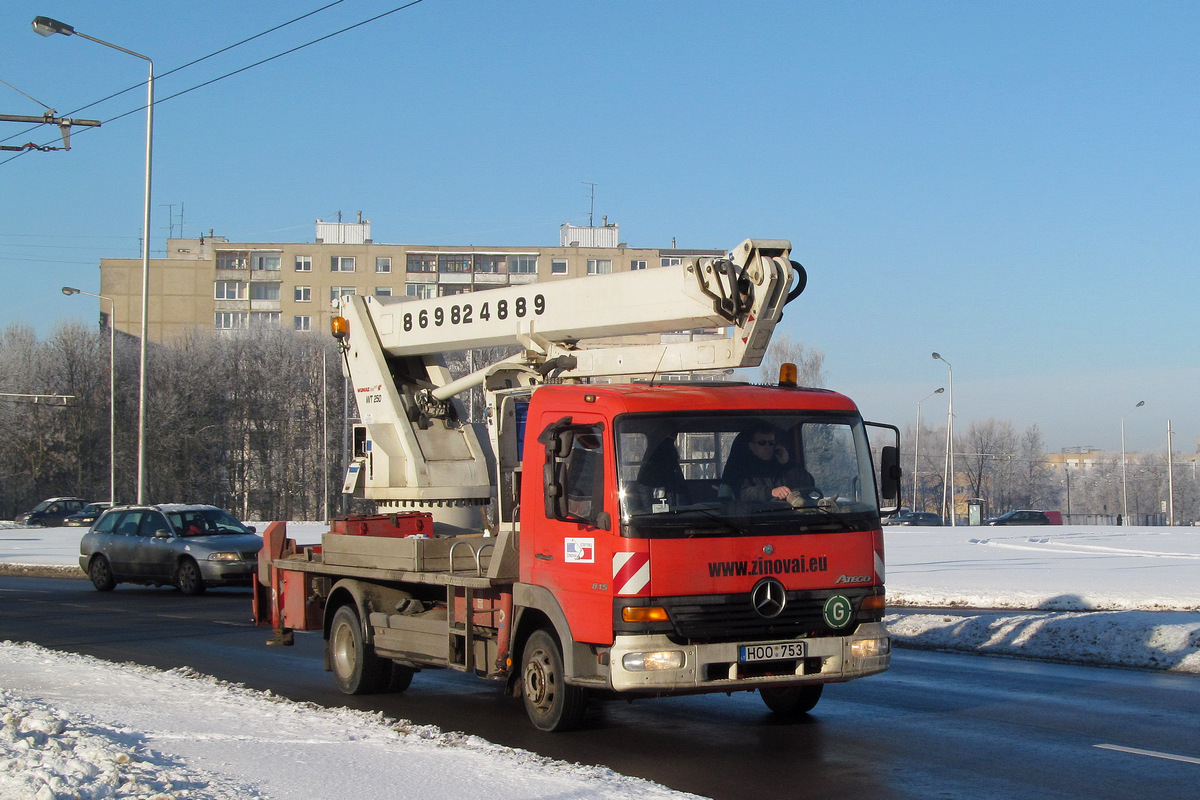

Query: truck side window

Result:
[541,421,608,528]
[564,428,604,522]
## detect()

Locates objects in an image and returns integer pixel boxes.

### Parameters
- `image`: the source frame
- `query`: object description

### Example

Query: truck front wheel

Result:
[759,684,823,717]
[521,629,587,732]
[329,604,391,694]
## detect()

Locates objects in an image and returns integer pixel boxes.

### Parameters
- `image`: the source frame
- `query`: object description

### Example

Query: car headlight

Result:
[851,637,890,659]
[621,650,685,671]
[207,551,241,562]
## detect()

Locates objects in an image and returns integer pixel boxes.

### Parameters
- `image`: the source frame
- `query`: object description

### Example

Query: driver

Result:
[728,425,816,502]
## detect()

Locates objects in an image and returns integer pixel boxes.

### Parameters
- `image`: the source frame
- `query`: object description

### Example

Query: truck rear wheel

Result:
[329,604,391,694]
[760,684,823,717]
[521,629,587,732]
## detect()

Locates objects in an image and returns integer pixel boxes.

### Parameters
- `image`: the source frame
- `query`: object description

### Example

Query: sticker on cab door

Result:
[565,538,594,563]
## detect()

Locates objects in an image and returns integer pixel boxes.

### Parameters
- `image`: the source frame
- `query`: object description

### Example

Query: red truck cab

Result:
[518,382,891,702]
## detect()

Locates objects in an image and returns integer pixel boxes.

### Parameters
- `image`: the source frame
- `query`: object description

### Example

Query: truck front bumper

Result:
[606,622,890,693]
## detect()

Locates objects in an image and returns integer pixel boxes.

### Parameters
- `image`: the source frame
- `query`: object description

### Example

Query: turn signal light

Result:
[860,594,886,612]
[622,606,670,623]
[331,316,349,341]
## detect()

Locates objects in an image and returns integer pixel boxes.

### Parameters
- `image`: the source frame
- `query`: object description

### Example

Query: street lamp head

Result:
[935,387,945,394]
[61,286,80,296]
[32,16,74,37]
[931,352,940,360]
[1135,400,1145,408]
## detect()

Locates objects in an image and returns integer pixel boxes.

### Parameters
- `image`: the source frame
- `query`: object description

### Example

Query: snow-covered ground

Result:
[0,522,1197,799]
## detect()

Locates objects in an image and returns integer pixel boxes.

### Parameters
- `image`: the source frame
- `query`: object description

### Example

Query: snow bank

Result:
[0,641,701,800]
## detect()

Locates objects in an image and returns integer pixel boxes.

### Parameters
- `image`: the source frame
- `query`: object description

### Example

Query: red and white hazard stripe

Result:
[612,552,650,596]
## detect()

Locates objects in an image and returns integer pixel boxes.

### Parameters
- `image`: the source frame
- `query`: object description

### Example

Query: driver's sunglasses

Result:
[752,438,775,447]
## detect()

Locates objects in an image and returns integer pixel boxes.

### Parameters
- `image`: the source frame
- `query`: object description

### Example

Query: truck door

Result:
[529,417,616,644]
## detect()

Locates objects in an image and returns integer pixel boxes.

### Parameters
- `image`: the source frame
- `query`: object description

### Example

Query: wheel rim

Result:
[90,558,110,587]
[523,645,555,715]
[179,562,199,592]
[331,618,356,680]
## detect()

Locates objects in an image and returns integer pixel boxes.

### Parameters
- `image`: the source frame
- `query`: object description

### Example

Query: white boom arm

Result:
[333,239,801,525]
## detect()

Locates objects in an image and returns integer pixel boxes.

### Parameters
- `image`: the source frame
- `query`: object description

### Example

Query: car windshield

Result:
[616,411,881,538]
[166,508,252,536]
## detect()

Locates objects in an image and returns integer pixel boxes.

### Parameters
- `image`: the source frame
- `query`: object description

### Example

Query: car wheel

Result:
[88,555,116,592]
[521,628,587,732]
[175,557,206,596]
[760,684,823,717]
[328,604,391,694]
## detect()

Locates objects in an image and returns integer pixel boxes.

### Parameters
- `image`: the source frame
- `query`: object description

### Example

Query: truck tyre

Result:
[328,604,391,694]
[88,555,116,592]
[389,664,415,693]
[760,684,823,717]
[521,628,586,732]
[176,557,206,596]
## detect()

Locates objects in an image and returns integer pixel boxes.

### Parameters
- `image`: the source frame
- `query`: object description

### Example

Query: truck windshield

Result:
[616,412,881,538]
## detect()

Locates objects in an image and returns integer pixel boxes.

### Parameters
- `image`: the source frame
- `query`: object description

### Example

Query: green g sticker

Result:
[823,595,853,629]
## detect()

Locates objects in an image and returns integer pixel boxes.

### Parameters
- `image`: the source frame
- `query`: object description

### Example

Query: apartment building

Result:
[97,217,723,344]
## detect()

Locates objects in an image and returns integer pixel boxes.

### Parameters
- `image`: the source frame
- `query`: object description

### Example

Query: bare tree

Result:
[759,333,825,387]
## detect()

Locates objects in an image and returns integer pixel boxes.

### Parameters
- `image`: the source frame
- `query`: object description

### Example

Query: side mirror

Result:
[865,421,902,515]
[154,529,172,539]
[880,445,901,505]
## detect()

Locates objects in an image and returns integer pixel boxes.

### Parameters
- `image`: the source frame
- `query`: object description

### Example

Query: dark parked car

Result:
[984,509,1053,526]
[79,504,261,595]
[883,511,943,526]
[64,502,113,527]
[16,497,87,527]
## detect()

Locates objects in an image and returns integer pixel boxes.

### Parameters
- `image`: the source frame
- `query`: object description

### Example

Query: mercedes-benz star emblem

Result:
[750,578,787,619]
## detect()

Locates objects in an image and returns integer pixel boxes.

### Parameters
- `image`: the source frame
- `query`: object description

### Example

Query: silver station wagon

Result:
[80,504,261,594]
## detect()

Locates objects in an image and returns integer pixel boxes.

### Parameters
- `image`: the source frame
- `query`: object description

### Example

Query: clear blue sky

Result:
[2,1,1197,454]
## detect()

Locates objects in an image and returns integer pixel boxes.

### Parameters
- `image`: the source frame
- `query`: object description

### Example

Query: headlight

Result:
[207,551,241,562]
[622,651,685,671]
[851,637,890,659]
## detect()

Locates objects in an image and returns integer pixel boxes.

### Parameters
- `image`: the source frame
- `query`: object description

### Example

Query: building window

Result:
[375,287,392,297]
[251,253,281,271]
[439,285,471,297]
[215,311,248,330]
[331,286,357,303]
[439,254,472,274]
[587,259,612,275]
[214,280,244,300]
[509,255,537,274]
[661,257,683,267]
[376,257,391,273]
[294,315,311,332]
[295,255,312,272]
[330,256,355,272]
[551,258,568,275]
[630,260,647,271]
[406,253,436,273]
[406,284,436,300]
[474,255,506,274]
[294,286,311,302]
[216,251,249,270]
[249,282,280,301]
[250,311,281,328]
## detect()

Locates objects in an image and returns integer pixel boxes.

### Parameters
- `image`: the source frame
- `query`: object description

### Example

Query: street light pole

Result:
[1120,400,1145,526]
[34,16,153,504]
[914,387,944,513]
[62,286,114,506]
[932,353,955,526]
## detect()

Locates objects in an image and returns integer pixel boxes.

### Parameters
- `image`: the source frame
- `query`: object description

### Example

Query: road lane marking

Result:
[1095,744,1200,765]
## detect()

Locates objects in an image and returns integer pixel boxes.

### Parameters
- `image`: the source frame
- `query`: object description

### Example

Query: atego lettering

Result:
[707,556,828,578]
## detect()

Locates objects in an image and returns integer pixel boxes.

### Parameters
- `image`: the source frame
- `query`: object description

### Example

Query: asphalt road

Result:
[2,576,1198,800]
